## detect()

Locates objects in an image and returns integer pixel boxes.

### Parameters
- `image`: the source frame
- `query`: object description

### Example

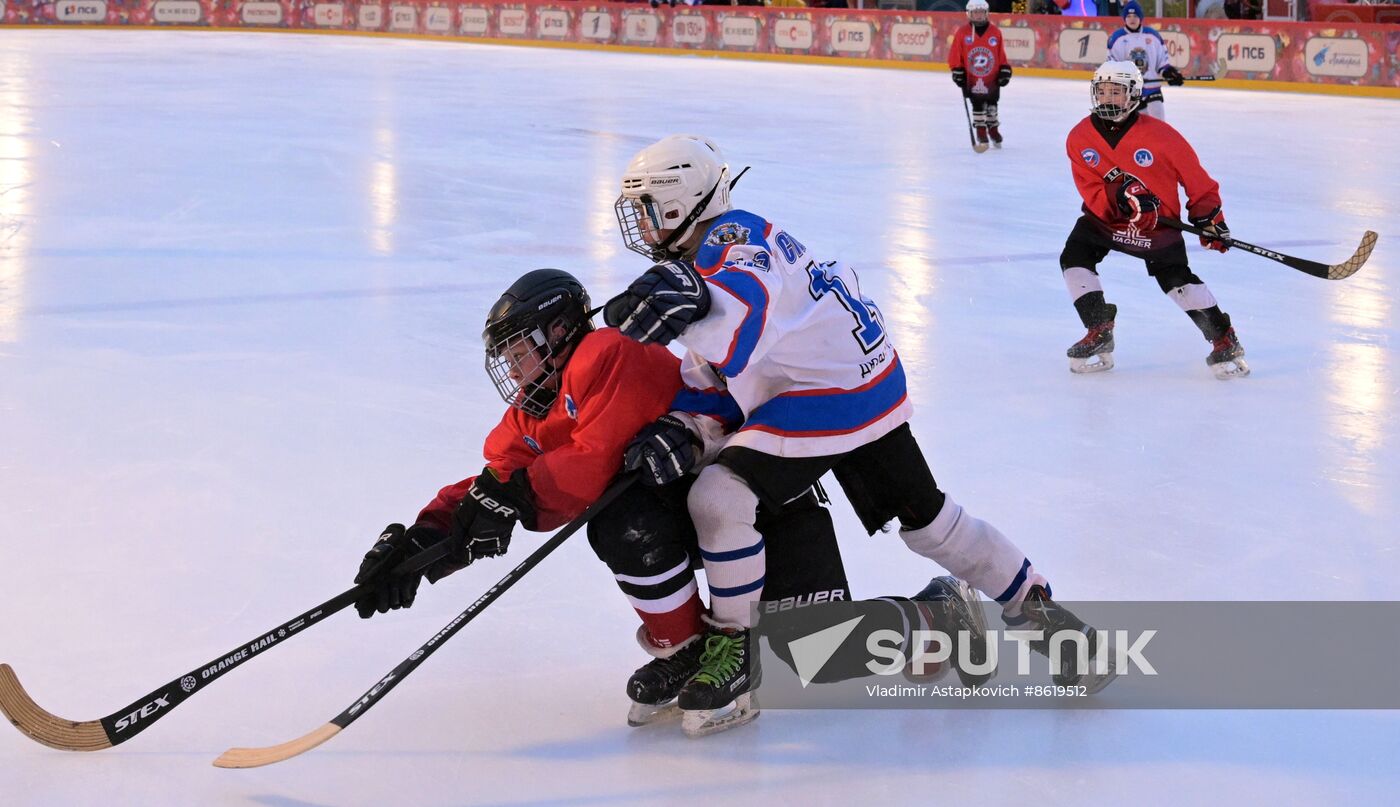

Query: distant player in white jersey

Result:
[604,135,1115,734]
[1107,1,1184,120]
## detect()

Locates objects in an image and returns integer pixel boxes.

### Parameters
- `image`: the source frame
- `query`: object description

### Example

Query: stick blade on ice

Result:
[0,663,112,752]
[1328,230,1378,280]
[213,723,341,769]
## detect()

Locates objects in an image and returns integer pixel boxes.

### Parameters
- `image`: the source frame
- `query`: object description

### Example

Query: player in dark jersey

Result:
[1061,61,1247,379]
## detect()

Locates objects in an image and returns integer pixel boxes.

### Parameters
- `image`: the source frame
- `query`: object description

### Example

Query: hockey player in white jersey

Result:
[604,135,1116,735]
[1108,1,1184,120]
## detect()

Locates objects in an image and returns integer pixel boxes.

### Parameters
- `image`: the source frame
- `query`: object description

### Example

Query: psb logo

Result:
[1080,148,1100,168]
[989,36,997,46]
[564,394,578,419]
[523,435,543,455]
[180,675,197,693]
[1133,148,1154,167]
[1313,46,1328,67]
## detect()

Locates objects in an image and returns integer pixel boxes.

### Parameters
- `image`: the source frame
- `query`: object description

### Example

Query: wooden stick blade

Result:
[1328,230,1378,280]
[213,723,341,769]
[0,663,112,752]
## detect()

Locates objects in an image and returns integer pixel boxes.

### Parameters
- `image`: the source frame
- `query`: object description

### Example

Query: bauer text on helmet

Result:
[615,135,734,260]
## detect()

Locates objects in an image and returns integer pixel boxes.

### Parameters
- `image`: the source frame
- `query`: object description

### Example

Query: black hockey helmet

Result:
[483,269,594,418]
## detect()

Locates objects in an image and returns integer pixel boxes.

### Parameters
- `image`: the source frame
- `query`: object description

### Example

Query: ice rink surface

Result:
[1,29,1398,806]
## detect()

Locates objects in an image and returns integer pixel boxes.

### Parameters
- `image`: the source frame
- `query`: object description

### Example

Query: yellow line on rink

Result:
[6,24,1398,100]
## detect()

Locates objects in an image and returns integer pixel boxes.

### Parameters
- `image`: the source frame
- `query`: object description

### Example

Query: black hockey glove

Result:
[997,65,1012,87]
[951,67,966,88]
[427,468,537,583]
[1190,206,1231,253]
[625,414,701,487]
[354,523,448,618]
[1115,177,1161,233]
[1161,65,1185,87]
[603,260,711,346]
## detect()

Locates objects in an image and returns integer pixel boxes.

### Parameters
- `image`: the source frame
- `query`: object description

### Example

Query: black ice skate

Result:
[677,619,759,737]
[1018,585,1116,694]
[988,126,1003,149]
[626,635,707,727]
[914,576,995,688]
[1067,305,1117,374]
[1206,326,1249,379]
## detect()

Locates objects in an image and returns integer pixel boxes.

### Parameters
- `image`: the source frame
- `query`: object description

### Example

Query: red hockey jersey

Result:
[948,23,1008,97]
[1066,113,1222,227]
[417,328,682,533]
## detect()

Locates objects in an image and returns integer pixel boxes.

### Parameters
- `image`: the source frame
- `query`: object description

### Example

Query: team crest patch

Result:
[564,394,578,419]
[989,36,998,46]
[969,47,995,77]
[523,435,543,455]
[705,222,750,248]
[1133,148,1155,167]
[1081,148,1101,167]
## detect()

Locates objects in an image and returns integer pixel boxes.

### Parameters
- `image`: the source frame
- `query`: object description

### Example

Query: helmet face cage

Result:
[1091,73,1141,122]
[614,178,724,260]
[485,324,561,418]
[966,0,988,22]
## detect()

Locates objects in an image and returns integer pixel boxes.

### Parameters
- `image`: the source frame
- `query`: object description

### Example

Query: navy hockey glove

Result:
[1190,206,1231,253]
[951,67,967,88]
[426,468,537,583]
[1161,65,1185,87]
[997,65,1012,87]
[603,260,711,346]
[1115,177,1161,233]
[354,523,448,618]
[625,414,701,487]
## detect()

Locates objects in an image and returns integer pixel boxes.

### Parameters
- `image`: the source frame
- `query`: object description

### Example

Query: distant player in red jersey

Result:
[948,0,1012,148]
[1060,61,1247,379]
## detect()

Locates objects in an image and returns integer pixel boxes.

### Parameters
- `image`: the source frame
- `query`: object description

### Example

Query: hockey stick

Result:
[1160,218,1378,280]
[0,540,453,752]
[961,96,988,154]
[213,474,637,769]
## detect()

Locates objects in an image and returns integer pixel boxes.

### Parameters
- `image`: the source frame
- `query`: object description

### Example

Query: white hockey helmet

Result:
[1091,60,1144,122]
[615,135,734,260]
[966,0,989,21]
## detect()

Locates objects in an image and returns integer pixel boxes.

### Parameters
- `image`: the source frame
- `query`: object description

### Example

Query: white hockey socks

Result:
[688,464,765,628]
[1166,282,1219,313]
[898,497,1047,618]
[1063,266,1104,304]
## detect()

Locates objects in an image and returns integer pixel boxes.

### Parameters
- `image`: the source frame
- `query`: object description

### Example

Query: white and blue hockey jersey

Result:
[1108,27,1171,98]
[667,209,912,459]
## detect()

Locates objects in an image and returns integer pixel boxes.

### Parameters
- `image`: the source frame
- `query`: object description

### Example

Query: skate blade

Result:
[1211,357,1249,379]
[1069,353,1114,374]
[681,693,759,738]
[991,141,1003,149]
[627,700,681,728]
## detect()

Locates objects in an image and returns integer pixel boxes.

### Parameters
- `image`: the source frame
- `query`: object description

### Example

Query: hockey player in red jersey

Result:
[948,0,1013,148]
[348,268,979,731]
[1061,61,1247,378]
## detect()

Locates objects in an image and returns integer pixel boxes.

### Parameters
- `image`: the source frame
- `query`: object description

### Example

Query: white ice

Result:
[1,30,1398,806]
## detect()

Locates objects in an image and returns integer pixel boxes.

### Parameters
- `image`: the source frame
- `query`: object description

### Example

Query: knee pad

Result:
[688,463,759,539]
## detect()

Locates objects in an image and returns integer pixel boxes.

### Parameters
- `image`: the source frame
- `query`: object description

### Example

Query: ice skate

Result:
[1206,327,1249,379]
[913,576,994,688]
[974,125,990,152]
[625,634,706,727]
[1067,306,1117,374]
[1019,585,1116,694]
[678,619,760,737]
[988,126,1003,148]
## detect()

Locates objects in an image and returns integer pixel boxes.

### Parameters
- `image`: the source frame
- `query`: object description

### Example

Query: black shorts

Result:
[1061,213,1200,291]
[717,422,945,534]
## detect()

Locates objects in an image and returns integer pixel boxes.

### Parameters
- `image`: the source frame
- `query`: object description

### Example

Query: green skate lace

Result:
[691,633,743,687]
